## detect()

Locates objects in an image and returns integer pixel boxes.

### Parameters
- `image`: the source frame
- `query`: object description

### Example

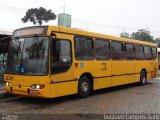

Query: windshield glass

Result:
[6,36,49,75]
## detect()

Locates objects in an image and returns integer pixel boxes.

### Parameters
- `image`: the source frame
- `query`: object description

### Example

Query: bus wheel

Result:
[140,71,147,86]
[78,76,91,98]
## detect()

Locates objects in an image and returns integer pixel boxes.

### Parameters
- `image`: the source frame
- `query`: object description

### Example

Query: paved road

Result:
[0,78,160,119]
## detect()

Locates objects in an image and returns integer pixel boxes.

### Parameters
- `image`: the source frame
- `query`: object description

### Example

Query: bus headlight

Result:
[36,85,40,89]
[5,82,12,86]
[31,84,45,89]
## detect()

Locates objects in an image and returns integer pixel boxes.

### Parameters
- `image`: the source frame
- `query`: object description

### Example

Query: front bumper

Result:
[4,85,50,98]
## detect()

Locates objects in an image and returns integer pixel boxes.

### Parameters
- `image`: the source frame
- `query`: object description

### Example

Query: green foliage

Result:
[22,7,56,25]
[155,38,160,47]
[130,29,155,43]
[155,37,160,43]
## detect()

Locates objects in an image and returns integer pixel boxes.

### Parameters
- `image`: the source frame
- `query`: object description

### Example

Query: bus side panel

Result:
[150,59,158,79]
[135,61,146,82]
[50,81,78,98]
[111,61,135,86]
[74,61,112,90]
[50,65,78,98]
[126,61,136,83]
[135,61,154,82]
[93,77,111,90]
[93,61,112,90]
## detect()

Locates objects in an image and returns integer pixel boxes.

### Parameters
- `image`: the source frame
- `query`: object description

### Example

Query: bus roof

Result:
[14,25,157,47]
[48,25,156,47]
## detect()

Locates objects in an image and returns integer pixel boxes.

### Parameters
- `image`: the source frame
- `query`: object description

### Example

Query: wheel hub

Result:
[81,82,88,92]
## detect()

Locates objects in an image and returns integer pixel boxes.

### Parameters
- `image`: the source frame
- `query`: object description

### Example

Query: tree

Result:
[155,37,160,47]
[155,37,160,43]
[22,7,56,25]
[130,29,155,43]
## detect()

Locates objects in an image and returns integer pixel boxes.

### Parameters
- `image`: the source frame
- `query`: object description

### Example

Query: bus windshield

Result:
[6,36,49,75]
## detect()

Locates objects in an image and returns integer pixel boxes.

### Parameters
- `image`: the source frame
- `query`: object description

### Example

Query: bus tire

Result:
[78,76,91,98]
[140,71,147,86]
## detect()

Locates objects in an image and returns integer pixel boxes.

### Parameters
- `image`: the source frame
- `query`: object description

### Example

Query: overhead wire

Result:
[0,3,159,37]
[0,8,24,14]
[0,3,26,12]
[0,3,25,14]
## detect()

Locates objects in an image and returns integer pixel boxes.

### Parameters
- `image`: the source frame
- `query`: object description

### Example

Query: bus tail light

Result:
[31,84,45,89]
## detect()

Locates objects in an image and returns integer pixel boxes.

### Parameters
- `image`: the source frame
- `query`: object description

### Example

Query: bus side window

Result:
[51,39,72,74]
[95,39,110,60]
[152,47,157,60]
[111,41,124,60]
[75,36,94,60]
[125,43,135,60]
[135,44,144,60]
[144,46,152,60]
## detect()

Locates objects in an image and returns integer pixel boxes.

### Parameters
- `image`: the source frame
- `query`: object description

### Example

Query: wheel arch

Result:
[141,68,147,79]
[141,68,147,73]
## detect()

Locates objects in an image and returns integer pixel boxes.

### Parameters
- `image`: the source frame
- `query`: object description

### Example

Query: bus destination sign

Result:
[12,27,47,38]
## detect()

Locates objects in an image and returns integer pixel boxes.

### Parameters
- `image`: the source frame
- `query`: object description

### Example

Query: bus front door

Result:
[50,35,75,98]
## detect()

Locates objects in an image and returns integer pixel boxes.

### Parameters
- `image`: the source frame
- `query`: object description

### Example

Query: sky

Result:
[0,0,160,38]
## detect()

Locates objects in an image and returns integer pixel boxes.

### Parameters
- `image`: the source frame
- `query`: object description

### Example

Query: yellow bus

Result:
[4,26,158,98]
